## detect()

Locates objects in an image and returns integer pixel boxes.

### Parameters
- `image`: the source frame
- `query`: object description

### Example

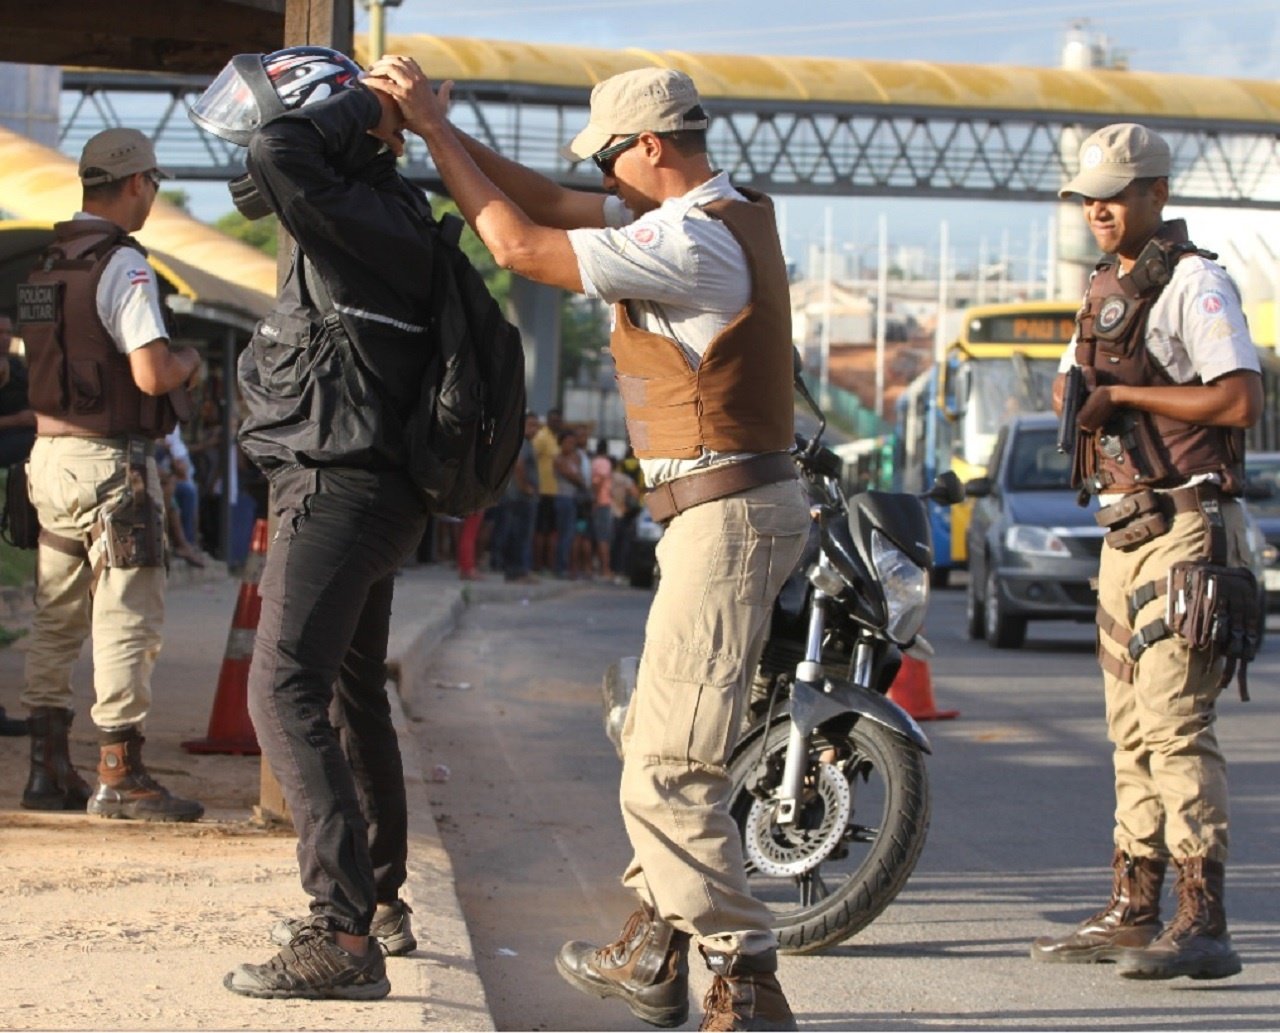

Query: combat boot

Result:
[21,706,92,811]
[556,904,690,1028]
[698,947,797,1032]
[1030,849,1165,963]
[87,728,204,822]
[1117,857,1242,980]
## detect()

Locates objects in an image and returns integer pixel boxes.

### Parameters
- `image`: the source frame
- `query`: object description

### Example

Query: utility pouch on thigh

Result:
[1097,488,1168,550]
[92,439,164,572]
[1166,560,1261,699]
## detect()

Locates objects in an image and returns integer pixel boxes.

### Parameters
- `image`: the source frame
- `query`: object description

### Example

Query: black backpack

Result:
[406,214,526,516]
[309,213,525,517]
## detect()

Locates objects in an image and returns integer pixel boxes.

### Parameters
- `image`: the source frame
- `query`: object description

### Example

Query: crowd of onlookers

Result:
[4,315,641,585]
[426,407,646,583]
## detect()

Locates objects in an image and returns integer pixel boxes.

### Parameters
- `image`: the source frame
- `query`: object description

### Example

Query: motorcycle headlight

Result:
[871,530,928,643]
[1004,524,1069,557]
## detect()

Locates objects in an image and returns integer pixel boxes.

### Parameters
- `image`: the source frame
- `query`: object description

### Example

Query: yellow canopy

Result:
[0,122,276,312]
[360,35,1280,125]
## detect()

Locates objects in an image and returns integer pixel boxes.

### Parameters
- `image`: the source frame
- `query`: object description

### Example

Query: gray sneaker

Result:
[270,900,418,957]
[225,926,391,1000]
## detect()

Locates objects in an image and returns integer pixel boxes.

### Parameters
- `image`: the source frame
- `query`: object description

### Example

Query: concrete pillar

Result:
[0,62,60,149]
[1057,22,1106,301]
[509,275,563,416]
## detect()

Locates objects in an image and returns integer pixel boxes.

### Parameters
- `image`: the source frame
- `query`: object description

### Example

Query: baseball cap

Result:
[78,128,171,187]
[1059,123,1171,200]
[562,68,709,162]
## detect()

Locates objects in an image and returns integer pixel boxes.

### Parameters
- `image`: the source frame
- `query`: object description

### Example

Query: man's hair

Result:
[1129,176,1166,195]
[662,128,708,158]
[82,177,131,204]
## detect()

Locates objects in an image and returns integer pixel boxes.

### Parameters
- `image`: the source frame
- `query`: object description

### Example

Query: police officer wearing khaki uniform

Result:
[17,128,204,822]
[368,59,806,1030]
[1034,123,1261,980]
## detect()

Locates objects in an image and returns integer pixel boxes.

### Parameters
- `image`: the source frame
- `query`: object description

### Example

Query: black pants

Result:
[247,467,429,935]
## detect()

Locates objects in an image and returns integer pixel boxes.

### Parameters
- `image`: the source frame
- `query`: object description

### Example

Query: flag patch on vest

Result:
[1097,296,1128,334]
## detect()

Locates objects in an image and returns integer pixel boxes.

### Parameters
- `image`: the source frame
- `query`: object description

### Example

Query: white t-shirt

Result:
[568,172,759,486]
[72,212,168,355]
[1058,254,1258,383]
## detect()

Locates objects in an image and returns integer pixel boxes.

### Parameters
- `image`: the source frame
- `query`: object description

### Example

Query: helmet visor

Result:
[189,55,281,147]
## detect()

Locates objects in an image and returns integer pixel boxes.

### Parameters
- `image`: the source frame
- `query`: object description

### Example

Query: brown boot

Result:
[555,905,690,1028]
[1117,857,1242,980]
[1030,849,1166,963]
[698,947,797,1032]
[87,728,204,822]
[21,707,92,811]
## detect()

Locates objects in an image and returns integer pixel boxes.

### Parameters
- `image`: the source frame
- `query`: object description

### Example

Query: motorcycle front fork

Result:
[775,590,870,825]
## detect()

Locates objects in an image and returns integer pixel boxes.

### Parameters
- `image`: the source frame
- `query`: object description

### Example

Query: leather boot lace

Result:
[596,908,649,967]
[699,976,738,1032]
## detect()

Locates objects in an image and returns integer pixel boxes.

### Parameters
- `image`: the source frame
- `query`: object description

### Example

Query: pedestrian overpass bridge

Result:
[57,34,1280,208]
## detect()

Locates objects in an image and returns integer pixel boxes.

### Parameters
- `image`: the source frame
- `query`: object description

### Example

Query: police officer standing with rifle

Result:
[1036,123,1262,981]
[16,128,204,821]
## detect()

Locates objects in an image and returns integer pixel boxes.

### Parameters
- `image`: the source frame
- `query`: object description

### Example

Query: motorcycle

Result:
[603,357,965,953]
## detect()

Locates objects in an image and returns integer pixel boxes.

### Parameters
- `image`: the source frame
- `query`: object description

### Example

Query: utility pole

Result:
[821,206,833,399]
[358,0,402,61]
[935,221,949,367]
[875,214,888,423]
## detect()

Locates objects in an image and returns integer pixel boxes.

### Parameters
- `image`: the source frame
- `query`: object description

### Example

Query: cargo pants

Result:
[1096,496,1250,863]
[22,435,166,731]
[619,478,809,955]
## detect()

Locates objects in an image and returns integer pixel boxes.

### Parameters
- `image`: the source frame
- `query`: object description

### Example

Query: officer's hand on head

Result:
[365,55,452,139]
[1077,384,1116,432]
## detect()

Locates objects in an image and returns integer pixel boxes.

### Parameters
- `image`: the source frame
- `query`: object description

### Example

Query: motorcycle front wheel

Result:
[727,717,930,954]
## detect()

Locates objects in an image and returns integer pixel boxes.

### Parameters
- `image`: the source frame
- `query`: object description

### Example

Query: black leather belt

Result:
[646,453,797,525]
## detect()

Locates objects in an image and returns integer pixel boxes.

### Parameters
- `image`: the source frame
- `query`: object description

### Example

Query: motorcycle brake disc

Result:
[743,762,853,878]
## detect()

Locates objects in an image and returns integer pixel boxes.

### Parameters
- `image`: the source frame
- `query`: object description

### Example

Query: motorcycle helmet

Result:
[189,45,363,146]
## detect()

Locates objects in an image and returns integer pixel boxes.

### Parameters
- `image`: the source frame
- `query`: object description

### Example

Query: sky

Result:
[193,0,1280,289]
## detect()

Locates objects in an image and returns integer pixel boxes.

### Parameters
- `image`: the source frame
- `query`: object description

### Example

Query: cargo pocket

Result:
[635,646,743,769]
[735,484,810,606]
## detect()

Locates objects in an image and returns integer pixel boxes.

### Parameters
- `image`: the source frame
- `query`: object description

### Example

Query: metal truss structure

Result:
[61,71,1280,208]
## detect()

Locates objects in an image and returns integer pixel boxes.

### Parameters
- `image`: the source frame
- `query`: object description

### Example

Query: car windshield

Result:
[1247,457,1280,516]
[1006,428,1071,491]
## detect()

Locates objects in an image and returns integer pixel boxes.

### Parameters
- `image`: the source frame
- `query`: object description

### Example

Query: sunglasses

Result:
[142,169,162,189]
[591,134,642,175]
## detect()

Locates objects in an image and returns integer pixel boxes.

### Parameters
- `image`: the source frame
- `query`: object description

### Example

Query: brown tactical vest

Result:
[1072,219,1244,496]
[609,189,794,460]
[18,219,178,439]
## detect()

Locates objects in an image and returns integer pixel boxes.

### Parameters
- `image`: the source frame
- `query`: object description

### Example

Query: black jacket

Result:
[237,87,438,477]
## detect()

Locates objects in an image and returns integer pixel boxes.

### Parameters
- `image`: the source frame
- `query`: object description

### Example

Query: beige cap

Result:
[1059,123,1171,200]
[562,68,709,161]
[78,128,171,187]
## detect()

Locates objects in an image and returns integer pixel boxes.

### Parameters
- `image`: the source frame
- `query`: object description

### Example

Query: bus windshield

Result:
[959,355,1061,466]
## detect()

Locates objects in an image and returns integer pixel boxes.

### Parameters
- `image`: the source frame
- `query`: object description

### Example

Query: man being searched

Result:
[16,128,204,821]
[1035,123,1261,981]
[369,58,808,1030]
[188,46,436,1001]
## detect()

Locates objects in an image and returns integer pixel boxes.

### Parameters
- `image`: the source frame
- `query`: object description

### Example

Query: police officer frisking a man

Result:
[368,56,807,1031]
[1036,123,1261,981]
[188,47,441,1000]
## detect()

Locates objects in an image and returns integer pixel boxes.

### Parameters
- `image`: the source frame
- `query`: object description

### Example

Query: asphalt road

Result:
[408,576,1280,1031]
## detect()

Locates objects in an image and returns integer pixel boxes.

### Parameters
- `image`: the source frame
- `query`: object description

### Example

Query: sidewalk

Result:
[0,558,573,1031]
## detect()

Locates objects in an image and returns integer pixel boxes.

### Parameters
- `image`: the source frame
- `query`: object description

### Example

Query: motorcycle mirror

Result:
[926,470,966,506]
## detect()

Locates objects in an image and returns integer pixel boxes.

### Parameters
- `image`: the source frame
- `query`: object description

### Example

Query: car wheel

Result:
[964,572,984,640]
[984,570,1026,649]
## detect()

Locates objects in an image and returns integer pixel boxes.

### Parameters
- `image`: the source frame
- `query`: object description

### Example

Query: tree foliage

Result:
[214,210,280,257]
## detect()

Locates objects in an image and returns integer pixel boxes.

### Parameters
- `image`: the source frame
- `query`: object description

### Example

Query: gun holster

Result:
[91,438,165,572]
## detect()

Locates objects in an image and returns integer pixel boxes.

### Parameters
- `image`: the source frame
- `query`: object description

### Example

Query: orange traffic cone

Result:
[888,653,958,721]
[182,519,269,755]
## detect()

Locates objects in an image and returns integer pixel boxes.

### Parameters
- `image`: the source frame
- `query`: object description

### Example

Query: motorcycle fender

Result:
[819,677,932,754]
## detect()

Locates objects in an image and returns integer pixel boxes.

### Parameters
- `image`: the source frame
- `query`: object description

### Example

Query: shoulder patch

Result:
[625,223,663,250]
[126,267,151,287]
[1196,289,1227,317]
